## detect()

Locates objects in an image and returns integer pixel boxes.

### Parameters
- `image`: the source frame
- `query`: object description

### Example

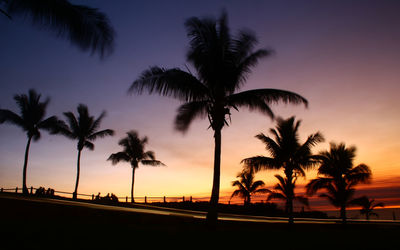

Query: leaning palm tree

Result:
[241,116,323,224]
[231,168,269,205]
[351,196,384,220]
[129,11,308,226]
[306,142,372,224]
[59,104,114,199]
[107,130,164,203]
[0,89,62,194]
[1,0,114,58]
[267,174,309,214]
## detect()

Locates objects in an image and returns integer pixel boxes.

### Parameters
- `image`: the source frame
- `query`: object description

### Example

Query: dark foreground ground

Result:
[0,193,399,249]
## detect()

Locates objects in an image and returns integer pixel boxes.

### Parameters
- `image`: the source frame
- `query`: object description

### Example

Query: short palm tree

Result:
[129,11,307,226]
[59,104,114,199]
[231,168,269,205]
[351,196,384,220]
[1,0,114,57]
[107,130,164,203]
[0,89,62,194]
[267,174,309,214]
[306,142,372,224]
[241,116,323,224]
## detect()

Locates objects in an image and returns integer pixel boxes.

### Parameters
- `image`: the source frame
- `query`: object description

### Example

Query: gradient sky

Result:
[1,0,399,209]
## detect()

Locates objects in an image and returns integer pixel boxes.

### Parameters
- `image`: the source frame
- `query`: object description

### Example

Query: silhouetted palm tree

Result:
[59,104,114,199]
[0,89,62,194]
[1,0,114,57]
[242,117,323,224]
[267,174,309,214]
[129,11,308,226]
[351,196,384,220]
[306,142,372,224]
[231,168,269,205]
[107,130,164,203]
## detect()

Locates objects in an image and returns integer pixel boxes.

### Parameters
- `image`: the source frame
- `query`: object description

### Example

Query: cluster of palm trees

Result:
[2,5,382,226]
[232,116,375,224]
[0,90,163,202]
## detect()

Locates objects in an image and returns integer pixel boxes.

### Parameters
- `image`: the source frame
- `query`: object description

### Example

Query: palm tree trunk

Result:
[340,204,347,224]
[22,136,32,195]
[73,149,82,200]
[288,197,294,225]
[131,167,136,203]
[206,128,222,227]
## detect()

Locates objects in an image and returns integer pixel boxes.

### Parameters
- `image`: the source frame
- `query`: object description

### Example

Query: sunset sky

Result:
[1,0,399,210]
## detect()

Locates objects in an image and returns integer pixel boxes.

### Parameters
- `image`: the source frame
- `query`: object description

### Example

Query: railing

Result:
[0,186,220,204]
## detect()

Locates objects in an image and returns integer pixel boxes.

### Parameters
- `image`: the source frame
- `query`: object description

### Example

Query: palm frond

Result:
[37,115,64,134]
[227,91,275,119]
[229,89,308,109]
[90,110,106,134]
[346,163,372,185]
[267,192,286,201]
[241,156,279,171]
[107,152,130,165]
[174,101,209,132]
[255,133,280,158]
[62,111,79,137]
[84,140,94,150]
[144,150,155,161]
[87,129,114,141]
[0,109,24,127]
[306,177,332,195]
[141,160,164,167]
[7,0,115,58]
[129,67,208,102]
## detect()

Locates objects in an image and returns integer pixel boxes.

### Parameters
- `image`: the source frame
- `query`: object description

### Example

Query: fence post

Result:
[15,187,18,193]
[30,186,33,194]
[190,196,192,203]
[163,196,166,203]
[182,196,185,202]
[92,194,94,200]
[126,196,128,202]
[1,188,3,193]
[145,196,147,204]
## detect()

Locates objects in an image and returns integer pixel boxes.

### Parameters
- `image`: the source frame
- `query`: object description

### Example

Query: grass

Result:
[0,193,399,249]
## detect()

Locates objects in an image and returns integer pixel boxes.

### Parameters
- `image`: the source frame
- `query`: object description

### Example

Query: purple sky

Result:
[1,1,400,206]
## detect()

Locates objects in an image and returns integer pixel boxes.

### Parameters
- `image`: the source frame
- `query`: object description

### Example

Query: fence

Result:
[0,186,222,204]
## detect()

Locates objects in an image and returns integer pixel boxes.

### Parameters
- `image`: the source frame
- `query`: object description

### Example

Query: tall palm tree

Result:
[306,142,372,224]
[107,130,164,203]
[0,89,62,194]
[1,0,114,58]
[351,196,384,220]
[231,168,269,205]
[59,104,114,199]
[241,117,323,224]
[129,12,308,226]
[267,174,309,214]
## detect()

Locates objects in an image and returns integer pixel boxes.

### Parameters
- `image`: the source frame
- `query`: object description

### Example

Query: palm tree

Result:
[231,168,269,205]
[241,116,323,224]
[1,0,114,58]
[306,142,372,224]
[107,130,164,203]
[129,11,308,226]
[267,174,309,215]
[59,104,114,199]
[0,89,62,194]
[351,196,384,220]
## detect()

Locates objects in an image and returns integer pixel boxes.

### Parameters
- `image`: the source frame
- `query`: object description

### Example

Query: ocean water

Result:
[324,207,400,221]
